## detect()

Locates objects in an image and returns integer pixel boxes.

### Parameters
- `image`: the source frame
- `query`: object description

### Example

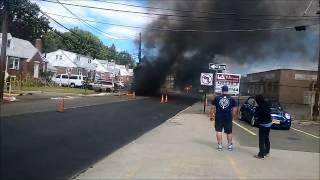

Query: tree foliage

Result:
[43,28,135,66]
[0,0,50,42]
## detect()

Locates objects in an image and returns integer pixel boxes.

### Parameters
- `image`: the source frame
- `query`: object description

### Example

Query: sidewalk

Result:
[75,102,319,180]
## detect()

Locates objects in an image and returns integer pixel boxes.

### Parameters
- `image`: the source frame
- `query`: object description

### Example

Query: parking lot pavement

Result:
[76,102,319,180]
[232,118,320,153]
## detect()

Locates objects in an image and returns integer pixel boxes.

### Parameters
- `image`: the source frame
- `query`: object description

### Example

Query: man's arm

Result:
[232,107,237,121]
[209,106,216,121]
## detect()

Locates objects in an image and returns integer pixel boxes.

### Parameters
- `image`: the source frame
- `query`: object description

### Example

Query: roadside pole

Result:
[203,87,207,113]
[313,9,320,120]
[0,1,8,102]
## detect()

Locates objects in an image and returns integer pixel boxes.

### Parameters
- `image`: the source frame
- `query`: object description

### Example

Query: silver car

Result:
[92,81,115,92]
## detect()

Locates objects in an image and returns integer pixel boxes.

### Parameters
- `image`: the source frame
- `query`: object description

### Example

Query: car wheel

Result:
[239,111,244,121]
[70,83,75,88]
[106,88,111,92]
[250,116,256,126]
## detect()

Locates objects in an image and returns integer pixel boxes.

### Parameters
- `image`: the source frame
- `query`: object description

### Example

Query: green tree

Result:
[1,0,50,42]
[43,28,135,66]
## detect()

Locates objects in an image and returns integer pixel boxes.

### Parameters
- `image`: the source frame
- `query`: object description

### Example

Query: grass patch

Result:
[12,86,95,95]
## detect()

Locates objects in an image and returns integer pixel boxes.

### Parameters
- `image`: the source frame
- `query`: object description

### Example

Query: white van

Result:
[53,74,86,88]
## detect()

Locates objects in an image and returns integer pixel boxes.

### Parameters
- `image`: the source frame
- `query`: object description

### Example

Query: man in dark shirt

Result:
[210,85,237,151]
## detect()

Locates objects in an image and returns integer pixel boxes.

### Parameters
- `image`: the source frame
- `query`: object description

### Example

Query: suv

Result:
[52,74,86,88]
[92,80,115,92]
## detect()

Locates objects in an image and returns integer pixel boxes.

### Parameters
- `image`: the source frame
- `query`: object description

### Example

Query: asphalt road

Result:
[1,93,147,117]
[1,96,197,179]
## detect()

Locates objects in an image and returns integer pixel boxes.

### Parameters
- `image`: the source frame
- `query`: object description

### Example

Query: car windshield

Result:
[270,108,281,115]
[270,102,283,110]
[102,82,113,85]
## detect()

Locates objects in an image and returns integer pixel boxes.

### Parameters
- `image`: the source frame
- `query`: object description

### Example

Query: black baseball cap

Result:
[222,85,228,92]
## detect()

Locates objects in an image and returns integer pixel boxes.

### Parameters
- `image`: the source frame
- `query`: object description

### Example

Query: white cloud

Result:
[105,26,139,39]
[68,0,153,27]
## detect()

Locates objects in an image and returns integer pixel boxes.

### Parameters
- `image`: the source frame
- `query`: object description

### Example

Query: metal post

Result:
[203,91,207,113]
[313,15,320,120]
[138,32,141,63]
[0,1,8,102]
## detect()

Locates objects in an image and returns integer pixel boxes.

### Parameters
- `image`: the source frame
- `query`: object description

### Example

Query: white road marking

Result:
[291,127,320,139]
[233,121,257,136]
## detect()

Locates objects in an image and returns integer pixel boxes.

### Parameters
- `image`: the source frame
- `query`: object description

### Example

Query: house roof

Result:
[46,49,96,70]
[47,61,58,72]
[92,59,109,73]
[46,49,78,68]
[74,55,96,70]
[0,33,41,62]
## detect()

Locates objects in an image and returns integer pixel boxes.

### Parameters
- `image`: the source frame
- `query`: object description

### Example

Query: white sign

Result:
[215,73,241,95]
[209,63,227,70]
[200,73,214,86]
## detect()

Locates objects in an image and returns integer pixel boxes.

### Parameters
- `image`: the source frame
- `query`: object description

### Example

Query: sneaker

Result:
[254,155,264,159]
[227,144,233,151]
[217,144,223,151]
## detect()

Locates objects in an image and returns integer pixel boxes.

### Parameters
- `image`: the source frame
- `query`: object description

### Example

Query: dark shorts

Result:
[215,119,232,134]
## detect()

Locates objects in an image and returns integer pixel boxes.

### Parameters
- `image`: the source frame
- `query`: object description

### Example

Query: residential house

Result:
[0,33,45,80]
[92,59,111,80]
[46,49,78,75]
[46,49,96,79]
[115,64,134,85]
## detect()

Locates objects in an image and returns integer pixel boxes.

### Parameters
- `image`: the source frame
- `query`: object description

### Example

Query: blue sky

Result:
[34,0,153,62]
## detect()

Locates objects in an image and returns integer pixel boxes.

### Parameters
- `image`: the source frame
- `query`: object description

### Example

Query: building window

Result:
[88,59,92,63]
[9,57,20,70]
[56,55,59,60]
[7,40,11,48]
[60,55,62,60]
[76,55,80,62]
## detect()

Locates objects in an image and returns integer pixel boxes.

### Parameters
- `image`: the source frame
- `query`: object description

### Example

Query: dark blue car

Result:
[239,97,292,130]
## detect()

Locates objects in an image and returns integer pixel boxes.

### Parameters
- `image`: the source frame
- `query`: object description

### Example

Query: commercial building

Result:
[245,69,317,105]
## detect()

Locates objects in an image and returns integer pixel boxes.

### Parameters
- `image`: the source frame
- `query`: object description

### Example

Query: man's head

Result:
[221,85,228,94]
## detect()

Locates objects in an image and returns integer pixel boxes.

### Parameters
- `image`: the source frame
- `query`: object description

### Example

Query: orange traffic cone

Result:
[161,94,164,103]
[58,96,64,113]
[165,94,168,103]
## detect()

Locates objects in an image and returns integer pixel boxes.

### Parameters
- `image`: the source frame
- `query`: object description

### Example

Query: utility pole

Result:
[0,0,8,102]
[313,13,320,119]
[138,32,141,63]
[312,7,320,120]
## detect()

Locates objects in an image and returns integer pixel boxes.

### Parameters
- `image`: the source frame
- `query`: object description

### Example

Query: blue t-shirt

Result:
[212,95,237,121]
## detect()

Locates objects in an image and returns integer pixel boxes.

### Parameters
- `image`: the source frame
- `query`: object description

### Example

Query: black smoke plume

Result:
[133,0,319,95]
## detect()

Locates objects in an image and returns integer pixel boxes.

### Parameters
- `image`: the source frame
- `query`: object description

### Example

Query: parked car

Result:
[239,97,292,130]
[92,80,115,92]
[114,81,125,89]
[52,74,86,88]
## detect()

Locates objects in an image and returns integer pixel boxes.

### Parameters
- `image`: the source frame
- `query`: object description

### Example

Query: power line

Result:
[55,0,128,40]
[44,12,319,33]
[37,0,319,21]
[55,0,318,18]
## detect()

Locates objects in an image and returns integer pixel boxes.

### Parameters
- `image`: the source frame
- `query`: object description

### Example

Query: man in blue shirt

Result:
[210,85,237,151]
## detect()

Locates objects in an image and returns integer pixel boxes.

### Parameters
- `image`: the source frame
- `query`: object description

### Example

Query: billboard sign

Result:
[215,73,241,95]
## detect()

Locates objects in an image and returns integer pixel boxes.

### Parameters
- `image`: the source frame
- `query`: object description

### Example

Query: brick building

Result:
[0,33,45,80]
[245,69,317,105]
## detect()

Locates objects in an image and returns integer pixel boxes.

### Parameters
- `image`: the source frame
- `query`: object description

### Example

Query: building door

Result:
[33,61,40,78]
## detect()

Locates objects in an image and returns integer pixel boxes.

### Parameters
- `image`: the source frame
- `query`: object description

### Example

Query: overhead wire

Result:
[53,0,318,18]
[43,11,320,33]
[55,0,128,40]
[37,0,319,21]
